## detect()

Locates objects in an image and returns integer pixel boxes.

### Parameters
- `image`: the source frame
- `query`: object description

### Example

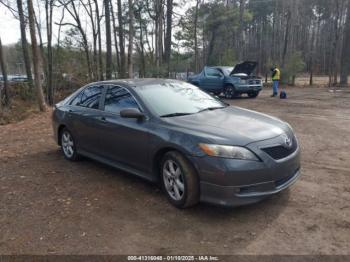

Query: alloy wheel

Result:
[61,131,75,159]
[162,160,185,201]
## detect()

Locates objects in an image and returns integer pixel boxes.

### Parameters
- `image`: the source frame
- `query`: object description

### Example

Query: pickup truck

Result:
[188,61,263,99]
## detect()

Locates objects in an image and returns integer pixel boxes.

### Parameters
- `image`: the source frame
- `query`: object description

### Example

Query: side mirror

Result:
[120,108,145,119]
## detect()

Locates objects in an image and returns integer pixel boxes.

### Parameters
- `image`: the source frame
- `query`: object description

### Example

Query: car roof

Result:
[88,78,181,89]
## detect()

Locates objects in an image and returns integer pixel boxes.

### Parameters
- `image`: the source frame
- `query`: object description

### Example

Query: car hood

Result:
[163,107,288,146]
[230,61,258,76]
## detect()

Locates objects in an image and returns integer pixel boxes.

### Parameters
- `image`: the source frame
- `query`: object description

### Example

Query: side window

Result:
[206,68,222,78]
[104,86,139,114]
[79,85,103,109]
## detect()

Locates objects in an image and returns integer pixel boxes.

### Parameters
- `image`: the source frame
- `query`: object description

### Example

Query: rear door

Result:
[200,67,224,92]
[97,85,151,173]
[67,85,105,156]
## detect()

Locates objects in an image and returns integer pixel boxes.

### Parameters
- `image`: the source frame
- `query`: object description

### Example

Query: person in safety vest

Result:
[270,66,281,97]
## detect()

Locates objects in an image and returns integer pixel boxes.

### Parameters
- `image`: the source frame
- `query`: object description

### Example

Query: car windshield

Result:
[136,81,228,117]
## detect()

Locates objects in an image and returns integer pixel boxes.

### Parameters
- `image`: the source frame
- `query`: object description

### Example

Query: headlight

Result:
[285,122,294,132]
[199,144,259,161]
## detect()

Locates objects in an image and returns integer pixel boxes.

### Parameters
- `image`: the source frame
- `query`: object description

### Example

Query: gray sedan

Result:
[52,79,300,208]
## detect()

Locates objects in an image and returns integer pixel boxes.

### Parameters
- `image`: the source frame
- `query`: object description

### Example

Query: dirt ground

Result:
[0,87,349,255]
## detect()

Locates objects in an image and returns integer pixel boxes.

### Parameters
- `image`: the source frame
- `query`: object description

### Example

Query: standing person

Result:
[271,66,281,97]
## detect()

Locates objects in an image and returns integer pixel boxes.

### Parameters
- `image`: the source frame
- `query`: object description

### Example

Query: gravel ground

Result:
[0,87,349,255]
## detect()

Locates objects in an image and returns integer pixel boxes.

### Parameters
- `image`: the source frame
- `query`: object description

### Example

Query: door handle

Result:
[100,116,107,122]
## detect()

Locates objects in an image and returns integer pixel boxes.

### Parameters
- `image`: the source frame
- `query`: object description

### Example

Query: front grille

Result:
[261,137,298,160]
[248,80,261,85]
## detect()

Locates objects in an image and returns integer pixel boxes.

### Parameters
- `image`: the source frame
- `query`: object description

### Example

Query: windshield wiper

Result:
[197,106,227,114]
[160,112,194,118]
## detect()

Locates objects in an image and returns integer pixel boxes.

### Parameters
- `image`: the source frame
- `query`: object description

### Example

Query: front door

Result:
[200,67,224,92]
[97,85,151,173]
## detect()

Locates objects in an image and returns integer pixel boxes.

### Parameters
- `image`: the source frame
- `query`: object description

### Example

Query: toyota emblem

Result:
[282,134,293,149]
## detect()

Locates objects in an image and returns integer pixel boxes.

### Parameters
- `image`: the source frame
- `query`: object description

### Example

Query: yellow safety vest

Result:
[272,68,281,81]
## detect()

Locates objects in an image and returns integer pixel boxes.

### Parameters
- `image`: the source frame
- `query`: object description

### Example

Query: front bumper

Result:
[235,84,262,93]
[199,169,300,207]
[189,134,301,207]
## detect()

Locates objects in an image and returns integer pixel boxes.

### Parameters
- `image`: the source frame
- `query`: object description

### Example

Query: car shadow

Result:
[12,148,291,253]
[217,95,255,101]
[50,147,291,215]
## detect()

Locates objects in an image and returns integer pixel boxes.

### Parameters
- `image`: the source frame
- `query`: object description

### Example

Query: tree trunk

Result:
[194,0,200,73]
[164,0,173,75]
[105,0,112,79]
[85,0,98,80]
[237,0,245,60]
[282,9,291,67]
[340,0,350,86]
[92,0,103,81]
[139,21,145,77]
[127,0,134,78]
[0,37,10,106]
[54,7,64,92]
[207,30,217,65]
[117,0,126,78]
[329,0,341,86]
[45,0,54,105]
[16,0,34,90]
[154,0,163,77]
[158,2,163,71]
[27,0,46,112]
[110,0,120,74]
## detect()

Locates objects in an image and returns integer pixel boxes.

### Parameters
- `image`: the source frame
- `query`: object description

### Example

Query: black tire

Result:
[248,91,259,98]
[223,85,236,99]
[160,151,199,208]
[60,128,80,161]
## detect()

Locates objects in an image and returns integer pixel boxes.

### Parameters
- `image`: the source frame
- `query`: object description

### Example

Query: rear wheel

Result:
[60,128,80,161]
[248,91,259,98]
[224,85,236,99]
[161,151,199,208]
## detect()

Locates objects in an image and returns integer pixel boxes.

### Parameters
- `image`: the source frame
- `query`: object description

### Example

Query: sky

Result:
[0,3,76,46]
[0,1,191,46]
[0,7,21,44]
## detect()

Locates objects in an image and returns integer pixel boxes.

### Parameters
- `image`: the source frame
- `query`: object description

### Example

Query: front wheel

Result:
[248,91,259,98]
[224,85,236,99]
[161,151,199,208]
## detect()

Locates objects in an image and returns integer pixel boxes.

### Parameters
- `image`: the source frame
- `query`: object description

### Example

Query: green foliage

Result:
[176,1,244,69]
[281,52,306,85]
[170,51,193,73]
[217,48,237,66]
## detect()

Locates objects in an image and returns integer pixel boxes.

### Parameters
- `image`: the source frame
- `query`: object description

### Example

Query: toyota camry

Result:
[52,79,301,208]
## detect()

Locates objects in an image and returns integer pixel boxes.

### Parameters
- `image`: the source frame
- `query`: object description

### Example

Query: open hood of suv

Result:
[230,61,258,76]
